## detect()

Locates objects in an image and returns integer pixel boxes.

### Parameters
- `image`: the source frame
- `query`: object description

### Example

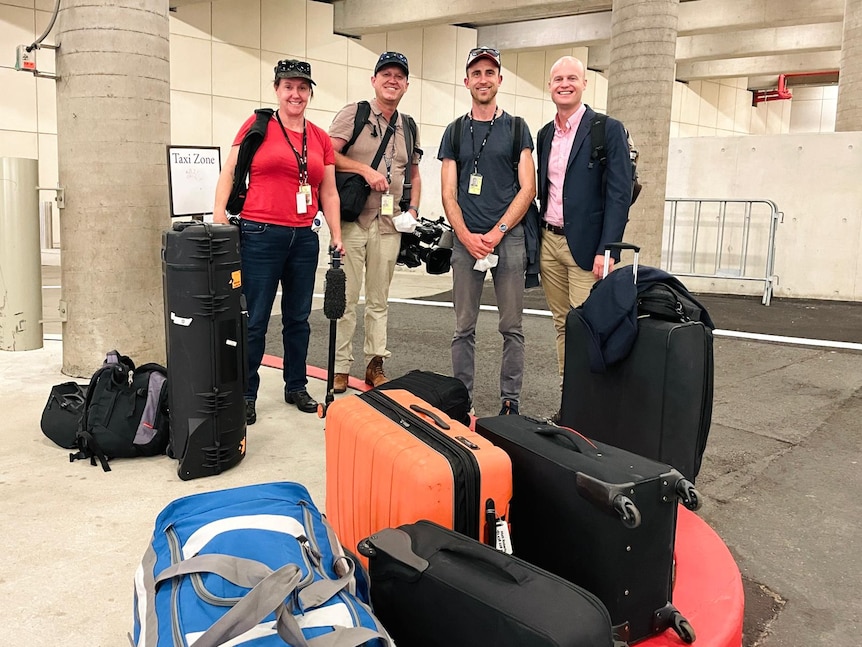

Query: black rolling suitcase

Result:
[560,243,714,481]
[162,222,247,480]
[358,520,617,647]
[374,370,471,425]
[475,414,700,645]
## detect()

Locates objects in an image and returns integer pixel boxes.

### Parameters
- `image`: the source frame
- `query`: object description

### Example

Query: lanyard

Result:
[275,112,308,185]
[469,109,498,174]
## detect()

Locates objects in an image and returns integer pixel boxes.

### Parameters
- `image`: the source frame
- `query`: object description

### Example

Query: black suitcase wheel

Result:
[612,494,642,529]
[673,614,696,643]
[676,479,702,511]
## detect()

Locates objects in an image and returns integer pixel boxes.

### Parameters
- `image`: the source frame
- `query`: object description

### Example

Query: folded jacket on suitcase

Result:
[325,389,512,562]
[475,414,700,645]
[359,520,618,647]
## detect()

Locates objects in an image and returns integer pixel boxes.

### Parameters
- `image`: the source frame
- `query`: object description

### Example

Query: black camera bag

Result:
[41,382,88,449]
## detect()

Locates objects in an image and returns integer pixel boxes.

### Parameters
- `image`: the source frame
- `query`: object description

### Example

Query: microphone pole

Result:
[319,246,346,417]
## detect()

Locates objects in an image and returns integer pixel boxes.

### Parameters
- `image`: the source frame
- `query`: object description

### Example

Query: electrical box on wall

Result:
[15,45,36,71]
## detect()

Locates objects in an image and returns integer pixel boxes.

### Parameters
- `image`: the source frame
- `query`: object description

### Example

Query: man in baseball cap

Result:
[465,46,501,71]
[374,51,409,76]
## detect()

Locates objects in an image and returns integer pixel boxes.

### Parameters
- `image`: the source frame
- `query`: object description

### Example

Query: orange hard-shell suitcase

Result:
[325,388,512,561]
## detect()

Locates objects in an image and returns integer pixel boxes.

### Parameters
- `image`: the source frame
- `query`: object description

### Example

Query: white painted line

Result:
[713,329,862,352]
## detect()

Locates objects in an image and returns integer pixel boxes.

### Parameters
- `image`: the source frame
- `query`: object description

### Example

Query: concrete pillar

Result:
[836,0,862,131]
[607,0,680,268]
[55,1,171,377]
[0,158,43,351]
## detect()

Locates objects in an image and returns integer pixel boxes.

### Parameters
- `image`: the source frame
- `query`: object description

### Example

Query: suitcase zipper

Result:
[363,390,481,539]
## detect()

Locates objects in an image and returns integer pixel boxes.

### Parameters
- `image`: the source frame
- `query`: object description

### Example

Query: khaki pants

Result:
[540,230,596,376]
[335,219,401,373]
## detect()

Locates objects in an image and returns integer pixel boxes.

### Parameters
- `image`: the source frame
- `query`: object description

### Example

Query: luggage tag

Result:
[468,173,483,196]
[381,193,395,216]
[296,191,308,214]
[495,519,513,554]
[299,183,312,206]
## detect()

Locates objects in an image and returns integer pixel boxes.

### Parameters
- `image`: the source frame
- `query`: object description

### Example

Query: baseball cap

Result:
[274,59,316,85]
[466,46,501,70]
[375,51,409,76]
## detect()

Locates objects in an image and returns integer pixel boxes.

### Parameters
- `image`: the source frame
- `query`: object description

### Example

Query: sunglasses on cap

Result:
[275,59,315,84]
[375,51,409,75]
[466,46,501,69]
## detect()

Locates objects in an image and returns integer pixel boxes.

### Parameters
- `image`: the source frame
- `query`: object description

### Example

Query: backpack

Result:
[70,350,169,472]
[589,113,642,205]
[226,107,274,215]
[342,100,419,163]
[132,481,390,646]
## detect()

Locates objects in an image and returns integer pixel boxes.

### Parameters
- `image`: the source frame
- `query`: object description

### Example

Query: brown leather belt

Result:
[541,220,565,236]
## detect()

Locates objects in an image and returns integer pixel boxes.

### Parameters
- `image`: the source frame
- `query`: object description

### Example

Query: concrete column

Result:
[836,0,862,131]
[55,1,170,377]
[607,0,680,267]
[0,158,43,351]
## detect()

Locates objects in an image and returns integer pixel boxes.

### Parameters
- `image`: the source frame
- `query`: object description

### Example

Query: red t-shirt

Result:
[232,115,334,226]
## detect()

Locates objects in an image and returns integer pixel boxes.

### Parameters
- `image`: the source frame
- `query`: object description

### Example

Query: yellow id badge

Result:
[468,173,483,196]
[296,191,308,214]
[381,193,395,216]
[299,183,312,206]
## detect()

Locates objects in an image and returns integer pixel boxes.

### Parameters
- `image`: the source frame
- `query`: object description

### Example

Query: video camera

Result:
[397,217,454,275]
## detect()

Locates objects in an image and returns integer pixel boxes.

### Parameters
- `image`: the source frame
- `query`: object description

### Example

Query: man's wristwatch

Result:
[408,205,419,217]
[498,222,508,234]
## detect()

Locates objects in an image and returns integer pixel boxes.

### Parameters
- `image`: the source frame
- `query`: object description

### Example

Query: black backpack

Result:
[589,113,642,205]
[70,350,169,472]
[226,108,274,215]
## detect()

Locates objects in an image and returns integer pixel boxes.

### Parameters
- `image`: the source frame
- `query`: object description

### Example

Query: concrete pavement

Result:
[2,260,861,646]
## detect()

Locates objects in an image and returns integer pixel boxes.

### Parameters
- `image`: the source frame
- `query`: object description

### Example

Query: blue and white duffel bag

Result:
[132,481,390,646]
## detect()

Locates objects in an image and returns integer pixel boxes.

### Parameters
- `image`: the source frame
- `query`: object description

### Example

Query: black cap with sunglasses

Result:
[274,59,316,85]
[466,46,501,71]
[374,51,409,77]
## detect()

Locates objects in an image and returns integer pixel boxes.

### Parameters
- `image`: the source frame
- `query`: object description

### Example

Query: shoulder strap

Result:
[227,108,274,214]
[511,116,523,173]
[590,113,609,167]
[370,110,399,171]
[341,100,371,156]
[450,115,468,179]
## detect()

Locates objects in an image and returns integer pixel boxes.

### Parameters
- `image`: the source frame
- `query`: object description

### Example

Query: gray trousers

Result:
[450,225,526,406]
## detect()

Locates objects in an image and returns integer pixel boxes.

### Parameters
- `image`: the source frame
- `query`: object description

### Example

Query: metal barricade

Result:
[663,198,783,305]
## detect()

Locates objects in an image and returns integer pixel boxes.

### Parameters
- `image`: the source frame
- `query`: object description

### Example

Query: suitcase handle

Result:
[535,426,597,453]
[603,241,639,281]
[408,404,451,430]
[438,545,527,586]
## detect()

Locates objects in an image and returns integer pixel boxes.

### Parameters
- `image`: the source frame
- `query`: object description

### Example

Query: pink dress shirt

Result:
[545,104,586,228]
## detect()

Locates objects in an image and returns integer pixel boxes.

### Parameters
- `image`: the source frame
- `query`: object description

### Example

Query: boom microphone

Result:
[323,250,346,320]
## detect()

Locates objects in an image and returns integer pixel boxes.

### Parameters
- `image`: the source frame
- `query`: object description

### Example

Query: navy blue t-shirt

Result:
[438,112,533,234]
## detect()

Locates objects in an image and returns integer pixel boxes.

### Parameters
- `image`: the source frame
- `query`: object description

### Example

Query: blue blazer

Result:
[537,106,632,270]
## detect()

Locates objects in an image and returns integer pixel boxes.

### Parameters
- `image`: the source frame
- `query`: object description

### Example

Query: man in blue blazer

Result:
[536,56,632,381]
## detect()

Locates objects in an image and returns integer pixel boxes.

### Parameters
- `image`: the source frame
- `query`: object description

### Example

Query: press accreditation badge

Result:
[296,191,308,214]
[468,173,483,196]
[299,183,312,206]
[381,193,395,216]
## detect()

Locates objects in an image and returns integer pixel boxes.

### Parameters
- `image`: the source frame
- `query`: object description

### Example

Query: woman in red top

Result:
[215,59,343,424]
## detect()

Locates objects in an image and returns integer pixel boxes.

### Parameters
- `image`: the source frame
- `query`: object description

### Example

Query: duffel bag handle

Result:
[155,554,390,647]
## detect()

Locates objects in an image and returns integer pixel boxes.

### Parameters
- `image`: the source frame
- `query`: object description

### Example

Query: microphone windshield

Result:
[323,267,346,320]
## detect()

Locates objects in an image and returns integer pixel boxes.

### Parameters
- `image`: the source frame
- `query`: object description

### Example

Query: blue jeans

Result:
[240,220,319,400]
[450,224,526,406]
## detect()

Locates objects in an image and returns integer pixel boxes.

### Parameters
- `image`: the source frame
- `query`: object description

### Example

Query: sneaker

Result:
[245,399,257,426]
[333,373,349,394]
[285,390,319,414]
[365,356,388,388]
[499,400,519,416]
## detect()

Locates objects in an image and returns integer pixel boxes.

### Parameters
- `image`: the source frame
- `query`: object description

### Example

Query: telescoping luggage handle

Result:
[603,242,640,281]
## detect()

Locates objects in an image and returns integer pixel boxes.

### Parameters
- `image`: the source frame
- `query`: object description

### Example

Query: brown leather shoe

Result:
[333,373,349,393]
[365,356,388,387]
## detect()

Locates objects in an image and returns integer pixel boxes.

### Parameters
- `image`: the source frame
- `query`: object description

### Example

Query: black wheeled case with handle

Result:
[358,520,618,647]
[474,414,700,645]
[561,242,714,482]
[162,221,248,480]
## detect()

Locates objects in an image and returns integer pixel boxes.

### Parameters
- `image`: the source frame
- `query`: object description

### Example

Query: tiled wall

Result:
[0,0,841,237]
